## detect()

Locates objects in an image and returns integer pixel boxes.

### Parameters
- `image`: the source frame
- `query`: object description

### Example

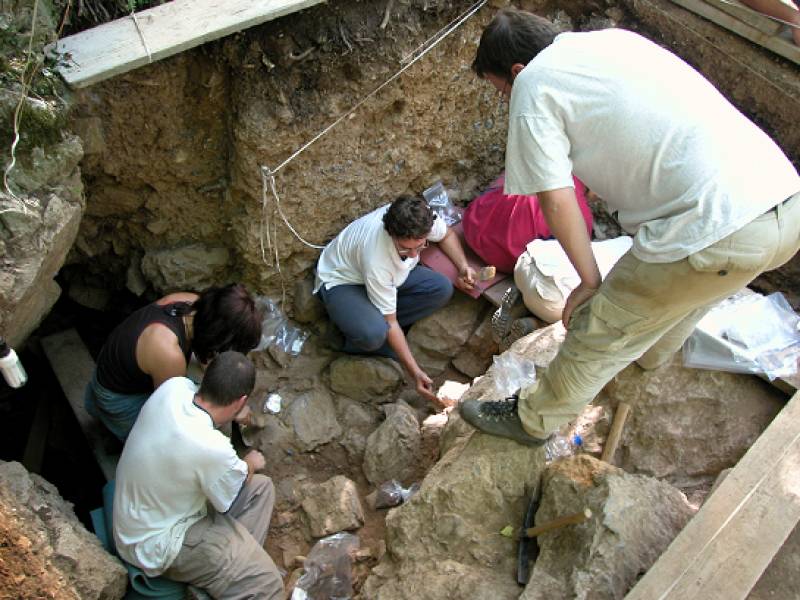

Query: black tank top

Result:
[95,302,192,394]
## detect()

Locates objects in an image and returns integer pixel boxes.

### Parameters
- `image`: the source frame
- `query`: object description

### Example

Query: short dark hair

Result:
[382,196,435,239]
[199,351,256,406]
[192,283,262,364]
[472,8,559,80]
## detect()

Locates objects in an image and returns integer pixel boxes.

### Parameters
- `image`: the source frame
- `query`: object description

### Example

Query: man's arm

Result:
[538,187,602,326]
[436,228,477,292]
[383,312,440,405]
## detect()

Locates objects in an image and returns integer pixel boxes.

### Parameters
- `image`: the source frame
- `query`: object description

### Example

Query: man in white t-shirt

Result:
[460,8,800,445]
[113,351,283,599]
[315,195,476,405]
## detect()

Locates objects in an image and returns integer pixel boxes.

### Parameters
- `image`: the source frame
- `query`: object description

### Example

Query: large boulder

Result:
[363,402,422,485]
[521,455,696,599]
[329,356,404,403]
[407,293,484,376]
[0,461,127,599]
[281,387,343,452]
[299,475,364,538]
[140,243,230,292]
[452,308,499,379]
[600,355,785,487]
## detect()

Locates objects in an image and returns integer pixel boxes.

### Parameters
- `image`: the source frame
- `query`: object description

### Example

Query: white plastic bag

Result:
[423,180,461,226]
[291,533,359,600]
[254,297,310,358]
[491,352,537,397]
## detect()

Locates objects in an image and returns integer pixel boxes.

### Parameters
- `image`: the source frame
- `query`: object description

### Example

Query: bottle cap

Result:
[573,435,583,446]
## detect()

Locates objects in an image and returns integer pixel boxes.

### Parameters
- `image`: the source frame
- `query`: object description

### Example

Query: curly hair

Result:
[472,8,559,80]
[382,195,435,239]
[191,283,262,364]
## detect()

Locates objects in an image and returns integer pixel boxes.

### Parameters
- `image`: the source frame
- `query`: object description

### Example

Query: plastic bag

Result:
[291,533,360,600]
[254,297,310,358]
[423,180,461,226]
[683,291,800,380]
[491,352,537,397]
[374,480,420,509]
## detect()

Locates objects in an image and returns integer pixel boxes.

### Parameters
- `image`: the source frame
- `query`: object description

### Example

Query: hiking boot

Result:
[491,286,524,343]
[459,396,548,446]
[499,316,543,352]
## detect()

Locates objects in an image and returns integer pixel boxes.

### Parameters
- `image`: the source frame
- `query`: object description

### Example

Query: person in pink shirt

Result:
[462,173,593,274]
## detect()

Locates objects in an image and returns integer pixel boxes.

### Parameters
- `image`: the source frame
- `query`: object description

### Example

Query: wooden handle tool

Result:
[523,508,592,538]
[601,401,631,464]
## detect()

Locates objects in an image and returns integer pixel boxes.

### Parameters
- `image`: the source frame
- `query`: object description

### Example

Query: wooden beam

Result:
[625,391,800,600]
[703,0,782,35]
[669,0,800,65]
[41,329,119,481]
[49,0,327,88]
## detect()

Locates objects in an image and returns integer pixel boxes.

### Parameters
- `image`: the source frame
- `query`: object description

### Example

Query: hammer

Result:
[601,401,631,464]
[521,508,593,538]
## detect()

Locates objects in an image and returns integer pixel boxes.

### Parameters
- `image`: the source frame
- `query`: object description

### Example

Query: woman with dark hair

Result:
[84,283,262,440]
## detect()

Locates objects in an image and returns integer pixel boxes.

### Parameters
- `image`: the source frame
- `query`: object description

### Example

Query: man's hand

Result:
[243,450,266,474]
[562,281,598,328]
[455,265,477,292]
[413,368,438,404]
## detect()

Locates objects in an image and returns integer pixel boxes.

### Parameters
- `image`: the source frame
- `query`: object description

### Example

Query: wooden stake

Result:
[601,401,631,464]
[523,508,592,538]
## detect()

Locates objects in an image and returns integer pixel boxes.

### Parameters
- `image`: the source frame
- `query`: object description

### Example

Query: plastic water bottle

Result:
[0,338,27,389]
[543,434,582,463]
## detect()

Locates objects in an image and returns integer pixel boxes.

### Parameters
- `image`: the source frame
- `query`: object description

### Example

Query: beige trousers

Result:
[519,192,800,438]
[164,475,283,600]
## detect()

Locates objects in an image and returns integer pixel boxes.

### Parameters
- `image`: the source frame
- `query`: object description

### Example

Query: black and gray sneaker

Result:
[491,286,522,343]
[459,396,548,447]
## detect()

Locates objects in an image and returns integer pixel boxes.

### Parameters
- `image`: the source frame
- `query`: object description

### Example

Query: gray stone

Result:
[335,396,382,461]
[125,257,147,296]
[281,387,342,452]
[407,293,484,376]
[749,522,800,600]
[363,402,421,485]
[521,455,695,599]
[0,461,127,599]
[292,276,325,324]
[141,243,230,293]
[299,475,364,538]
[601,354,785,488]
[68,283,110,311]
[71,117,106,156]
[329,356,404,403]
[452,308,498,378]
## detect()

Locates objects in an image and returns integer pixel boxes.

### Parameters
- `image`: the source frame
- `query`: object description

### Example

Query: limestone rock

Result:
[141,243,230,293]
[363,402,422,485]
[335,396,382,461]
[521,455,695,599]
[0,461,127,599]
[452,308,498,378]
[407,293,484,376]
[68,282,111,311]
[281,387,342,452]
[601,354,785,487]
[292,276,325,324]
[299,475,364,538]
[329,356,404,403]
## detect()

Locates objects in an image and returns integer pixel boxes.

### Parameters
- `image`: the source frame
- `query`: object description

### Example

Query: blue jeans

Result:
[317,265,453,358]
[84,370,149,441]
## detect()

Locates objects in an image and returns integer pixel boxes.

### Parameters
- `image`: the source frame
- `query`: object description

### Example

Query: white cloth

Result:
[113,377,248,576]
[522,236,633,303]
[314,204,447,314]
[504,29,800,264]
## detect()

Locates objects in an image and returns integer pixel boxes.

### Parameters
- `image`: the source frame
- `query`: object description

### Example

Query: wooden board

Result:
[625,390,800,600]
[41,329,119,481]
[49,0,327,88]
[670,0,800,65]
[704,0,782,35]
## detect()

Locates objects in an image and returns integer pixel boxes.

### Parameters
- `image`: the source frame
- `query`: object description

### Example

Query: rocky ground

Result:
[0,0,799,598]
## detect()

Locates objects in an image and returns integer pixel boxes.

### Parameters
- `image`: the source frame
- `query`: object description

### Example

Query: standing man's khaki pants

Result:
[518,192,800,438]
[164,475,284,600]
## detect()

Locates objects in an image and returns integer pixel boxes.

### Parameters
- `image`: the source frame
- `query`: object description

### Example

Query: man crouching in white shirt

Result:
[113,351,283,600]
[315,195,476,406]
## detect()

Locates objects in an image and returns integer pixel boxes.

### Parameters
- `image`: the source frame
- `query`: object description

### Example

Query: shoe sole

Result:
[491,286,520,343]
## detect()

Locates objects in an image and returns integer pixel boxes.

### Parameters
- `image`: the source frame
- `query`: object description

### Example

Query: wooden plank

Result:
[670,0,800,65]
[49,0,327,88]
[625,391,800,600]
[41,329,119,481]
[704,0,782,35]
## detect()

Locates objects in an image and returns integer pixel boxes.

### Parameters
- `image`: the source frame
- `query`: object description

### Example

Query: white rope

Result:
[258,0,487,255]
[130,10,153,63]
[2,0,40,211]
